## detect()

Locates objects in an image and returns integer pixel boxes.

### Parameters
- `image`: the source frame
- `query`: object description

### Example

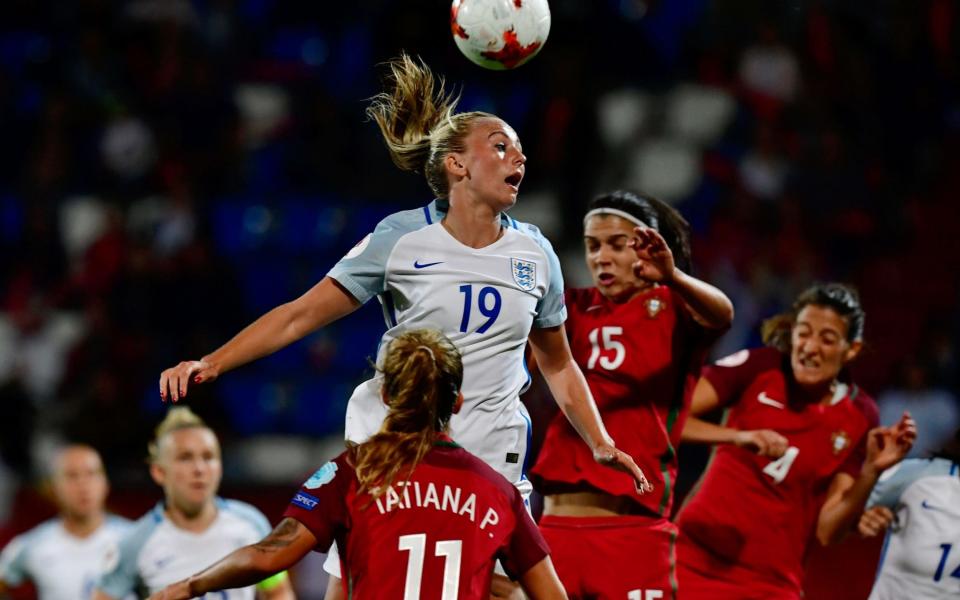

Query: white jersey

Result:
[329,200,566,487]
[0,515,132,600]
[96,499,271,599]
[867,457,960,600]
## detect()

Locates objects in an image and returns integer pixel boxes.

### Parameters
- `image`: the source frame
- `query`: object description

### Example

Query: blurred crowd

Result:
[0,0,958,539]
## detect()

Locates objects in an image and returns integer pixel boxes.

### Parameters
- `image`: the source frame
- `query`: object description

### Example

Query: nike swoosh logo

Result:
[414,260,444,269]
[921,499,947,512]
[757,391,786,409]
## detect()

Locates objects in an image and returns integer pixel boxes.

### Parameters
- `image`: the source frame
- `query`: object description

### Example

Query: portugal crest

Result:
[645,297,665,318]
[831,430,850,455]
[511,258,536,291]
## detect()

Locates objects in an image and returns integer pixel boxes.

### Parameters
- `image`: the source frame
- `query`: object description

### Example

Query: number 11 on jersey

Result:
[399,534,462,600]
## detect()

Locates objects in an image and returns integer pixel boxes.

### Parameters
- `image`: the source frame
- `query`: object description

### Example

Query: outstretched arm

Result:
[817,412,916,545]
[160,277,360,401]
[147,519,317,600]
[630,226,733,329]
[529,325,652,493]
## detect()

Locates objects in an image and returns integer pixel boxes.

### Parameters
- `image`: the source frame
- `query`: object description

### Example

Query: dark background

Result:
[0,0,958,596]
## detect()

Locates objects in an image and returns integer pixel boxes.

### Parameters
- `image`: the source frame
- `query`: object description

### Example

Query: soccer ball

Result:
[451,0,551,70]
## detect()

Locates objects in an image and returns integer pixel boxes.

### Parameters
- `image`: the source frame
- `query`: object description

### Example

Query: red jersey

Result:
[531,285,717,516]
[284,438,549,599]
[675,347,879,594]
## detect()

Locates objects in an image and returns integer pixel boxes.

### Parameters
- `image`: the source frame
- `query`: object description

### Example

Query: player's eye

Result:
[495,142,506,152]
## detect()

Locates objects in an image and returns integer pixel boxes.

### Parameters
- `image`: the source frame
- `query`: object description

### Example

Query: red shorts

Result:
[539,514,677,600]
[676,533,801,600]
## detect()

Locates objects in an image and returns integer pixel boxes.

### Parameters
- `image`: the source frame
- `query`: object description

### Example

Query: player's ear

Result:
[445,153,467,178]
[149,462,166,487]
[844,340,862,363]
[452,391,464,414]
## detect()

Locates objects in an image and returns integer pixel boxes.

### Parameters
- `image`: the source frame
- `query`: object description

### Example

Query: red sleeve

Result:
[838,389,880,478]
[702,347,782,408]
[498,490,550,579]
[282,453,353,550]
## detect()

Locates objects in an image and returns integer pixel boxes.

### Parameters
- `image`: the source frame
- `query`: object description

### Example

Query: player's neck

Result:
[441,207,503,249]
[61,511,105,539]
[795,379,838,406]
[165,500,218,533]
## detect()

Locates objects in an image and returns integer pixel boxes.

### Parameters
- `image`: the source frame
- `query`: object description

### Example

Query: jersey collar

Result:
[434,432,461,448]
[428,199,518,229]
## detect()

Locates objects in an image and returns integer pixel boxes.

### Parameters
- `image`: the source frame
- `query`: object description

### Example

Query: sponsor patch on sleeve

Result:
[291,491,320,511]
[304,461,338,489]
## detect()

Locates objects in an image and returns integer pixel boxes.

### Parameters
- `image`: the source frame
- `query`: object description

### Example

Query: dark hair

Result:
[350,329,463,498]
[762,282,865,352]
[587,190,692,273]
[933,427,960,463]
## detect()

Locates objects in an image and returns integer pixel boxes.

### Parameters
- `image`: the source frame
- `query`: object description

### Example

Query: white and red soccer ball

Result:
[451,0,551,70]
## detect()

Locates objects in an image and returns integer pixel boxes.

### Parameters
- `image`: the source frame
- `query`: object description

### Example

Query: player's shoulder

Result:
[712,346,783,372]
[896,457,958,483]
[2,518,60,556]
[869,457,958,508]
[116,505,165,558]
[846,383,878,425]
[505,215,558,255]
[374,203,438,235]
[217,498,271,531]
[297,453,355,490]
[104,514,135,536]
[18,518,61,543]
[564,286,602,309]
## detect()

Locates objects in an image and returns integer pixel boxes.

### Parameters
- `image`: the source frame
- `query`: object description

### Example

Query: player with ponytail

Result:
[159,52,646,593]
[147,330,567,600]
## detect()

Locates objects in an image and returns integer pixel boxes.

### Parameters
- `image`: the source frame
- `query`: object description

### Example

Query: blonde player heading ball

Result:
[148,329,567,600]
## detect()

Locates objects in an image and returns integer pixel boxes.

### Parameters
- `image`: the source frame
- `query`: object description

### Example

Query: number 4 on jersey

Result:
[762,446,799,484]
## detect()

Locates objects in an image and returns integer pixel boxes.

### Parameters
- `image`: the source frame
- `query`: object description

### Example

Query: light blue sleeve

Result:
[221,498,272,537]
[0,532,29,586]
[327,206,431,305]
[868,458,954,508]
[513,219,567,328]
[96,514,158,599]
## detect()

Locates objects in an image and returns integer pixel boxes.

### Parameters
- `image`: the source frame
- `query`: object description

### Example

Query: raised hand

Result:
[734,429,789,458]
[866,411,917,473]
[159,360,219,403]
[629,226,676,283]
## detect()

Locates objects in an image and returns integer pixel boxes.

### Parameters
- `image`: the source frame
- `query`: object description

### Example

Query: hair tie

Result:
[417,345,436,363]
[583,207,648,230]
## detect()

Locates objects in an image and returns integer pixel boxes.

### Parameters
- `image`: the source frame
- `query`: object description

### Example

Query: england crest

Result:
[511,257,536,291]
